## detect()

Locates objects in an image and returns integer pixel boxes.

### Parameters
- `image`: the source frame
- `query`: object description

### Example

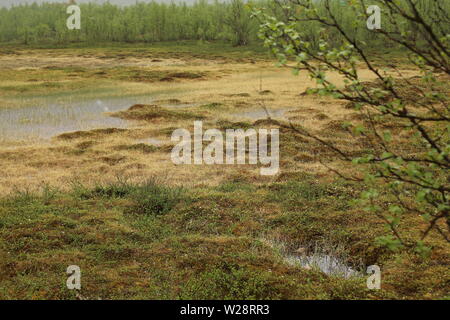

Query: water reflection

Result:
[0,96,153,141]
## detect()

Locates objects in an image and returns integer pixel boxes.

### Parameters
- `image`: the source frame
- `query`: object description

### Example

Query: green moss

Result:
[0,173,447,299]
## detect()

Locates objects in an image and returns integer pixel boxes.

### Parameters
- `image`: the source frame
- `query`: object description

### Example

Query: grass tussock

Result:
[57,128,128,140]
[112,104,206,122]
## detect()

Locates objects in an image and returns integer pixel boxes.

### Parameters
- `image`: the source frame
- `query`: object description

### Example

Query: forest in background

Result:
[0,0,448,47]
[0,0,259,45]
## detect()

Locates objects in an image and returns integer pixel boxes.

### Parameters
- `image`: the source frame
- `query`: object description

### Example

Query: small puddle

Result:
[263,238,362,279]
[285,253,359,279]
[0,96,154,142]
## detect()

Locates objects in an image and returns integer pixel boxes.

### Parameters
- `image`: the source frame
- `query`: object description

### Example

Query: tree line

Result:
[0,0,447,48]
[0,0,262,46]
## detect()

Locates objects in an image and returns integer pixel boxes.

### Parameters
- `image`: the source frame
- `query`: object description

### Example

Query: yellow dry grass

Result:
[0,49,419,195]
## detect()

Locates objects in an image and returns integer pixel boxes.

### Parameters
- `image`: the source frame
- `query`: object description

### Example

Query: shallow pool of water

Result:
[286,253,360,279]
[263,238,361,279]
[0,96,154,142]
